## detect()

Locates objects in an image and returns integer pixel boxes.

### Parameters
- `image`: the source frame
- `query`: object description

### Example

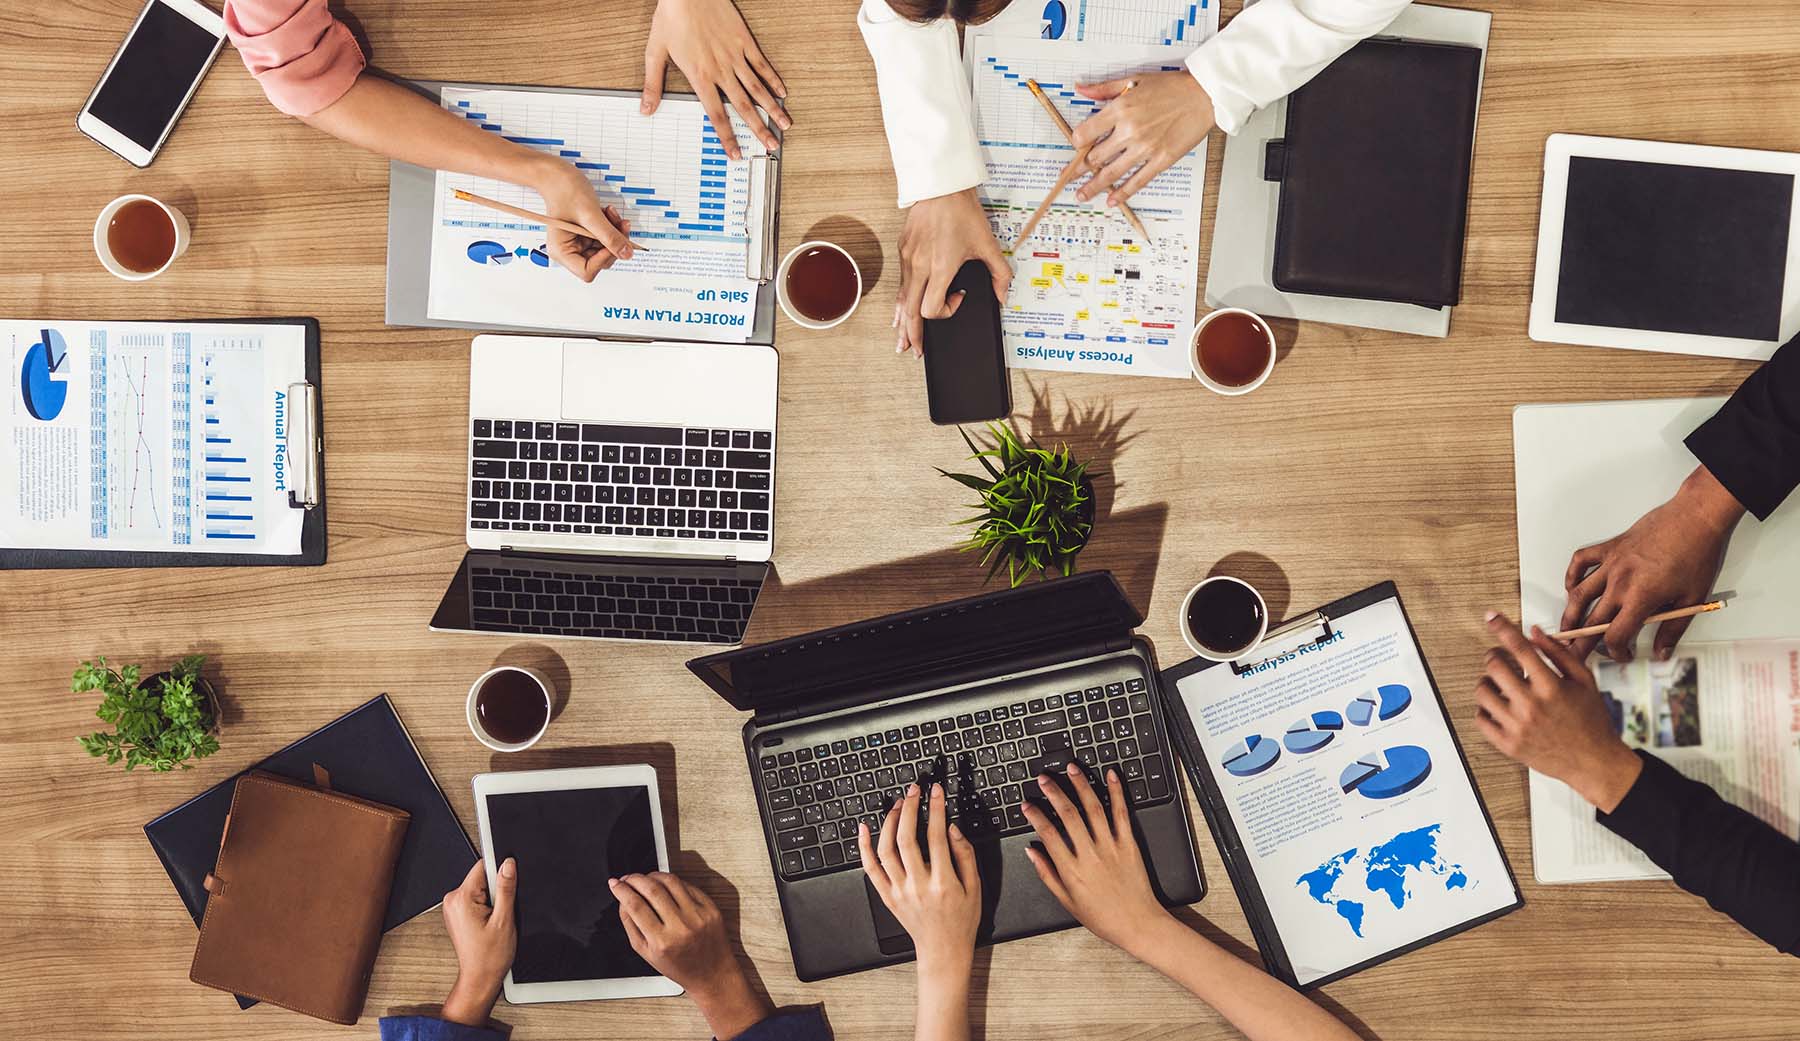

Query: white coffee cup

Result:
[1180,576,1270,662]
[776,240,861,329]
[1188,307,1277,396]
[466,665,553,753]
[93,194,190,281]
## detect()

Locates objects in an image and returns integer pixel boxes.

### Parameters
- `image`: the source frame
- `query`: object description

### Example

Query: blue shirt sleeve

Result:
[726,1006,832,1041]
[378,1016,507,1041]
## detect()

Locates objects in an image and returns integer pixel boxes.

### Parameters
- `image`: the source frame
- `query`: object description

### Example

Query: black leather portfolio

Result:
[1265,38,1483,308]
[145,694,474,1009]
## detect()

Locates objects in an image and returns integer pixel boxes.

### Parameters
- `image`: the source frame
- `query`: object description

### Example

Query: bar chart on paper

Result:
[1016,0,1217,45]
[970,36,1204,379]
[425,87,768,341]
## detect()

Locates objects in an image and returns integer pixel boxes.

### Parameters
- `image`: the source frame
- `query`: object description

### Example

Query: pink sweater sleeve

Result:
[224,0,366,117]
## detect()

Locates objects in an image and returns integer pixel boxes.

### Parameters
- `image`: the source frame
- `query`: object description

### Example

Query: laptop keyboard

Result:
[468,420,773,541]
[467,563,757,643]
[757,677,1173,881]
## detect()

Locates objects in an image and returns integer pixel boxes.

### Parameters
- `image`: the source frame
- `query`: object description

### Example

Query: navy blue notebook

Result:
[144,694,475,1009]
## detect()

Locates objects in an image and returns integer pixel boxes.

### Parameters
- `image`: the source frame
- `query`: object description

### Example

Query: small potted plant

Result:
[940,422,1097,588]
[71,654,221,772]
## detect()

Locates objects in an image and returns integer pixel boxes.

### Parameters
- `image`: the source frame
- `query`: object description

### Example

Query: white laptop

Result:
[430,335,777,645]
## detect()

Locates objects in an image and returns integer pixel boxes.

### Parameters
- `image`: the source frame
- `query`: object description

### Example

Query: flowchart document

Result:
[1528,640,1800,883]
[1,321,306,555]
[969,36,1205,379]
[426,87,767,341]
[1172,597,1518,985]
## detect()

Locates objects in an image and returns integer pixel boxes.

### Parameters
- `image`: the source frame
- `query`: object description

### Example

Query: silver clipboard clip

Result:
[1230,611,1335,676]
[745,155,779,284]
[286,381,321,510]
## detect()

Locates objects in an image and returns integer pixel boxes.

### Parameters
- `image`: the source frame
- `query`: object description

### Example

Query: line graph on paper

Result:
[436,87,766,283]
[98,332,173,545]
[115,352,163,533]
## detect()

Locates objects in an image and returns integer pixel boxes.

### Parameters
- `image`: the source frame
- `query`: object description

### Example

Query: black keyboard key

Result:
[727,449,771,470]
[473,419,493,438]
[472,460,506,480]
[1128,779,1150,804]
[738,471,770,491]
[581,423,681,445]
[769,790,795,810]
[742,492,771,511]
[502,502,521,520]
[772,808,804,831]
[780,850,803,875]
[1125,677,1147,693]
[554,422,578,441]
[706,449,725,468]
[473,439,516,459]
[802,847,824,872]
[533,422,555,440]
[471,500,500,519]
[732,430,751,448]
[491,420,510,438]
[823,843,845,867]
[1136,715,1160,752]
[1024,711,1067,735]
[1144,755,1170,798]
[711,430,730,448]
[754,430,772,449]
[508,461,527,480]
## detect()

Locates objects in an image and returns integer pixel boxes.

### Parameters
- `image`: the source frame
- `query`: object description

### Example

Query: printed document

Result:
[425,87,767,341]
[967,36,1206,379]
[1,321,306,555]
[977,0,1220,46]
[1173,597,1517,985]
[1528,640,1800,882]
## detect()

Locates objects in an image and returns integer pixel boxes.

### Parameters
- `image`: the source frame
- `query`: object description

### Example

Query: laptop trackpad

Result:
[865,879,915,955]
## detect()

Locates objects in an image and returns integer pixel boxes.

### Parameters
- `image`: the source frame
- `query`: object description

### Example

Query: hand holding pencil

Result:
[1014,79,1151,250]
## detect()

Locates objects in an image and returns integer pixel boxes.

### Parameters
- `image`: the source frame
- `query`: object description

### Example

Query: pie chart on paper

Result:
[1339,745,1432,800]
[21,328,69,422]
[1283,710,1344,754]
[1347,683,1413,726]
[1221,734,1280,777]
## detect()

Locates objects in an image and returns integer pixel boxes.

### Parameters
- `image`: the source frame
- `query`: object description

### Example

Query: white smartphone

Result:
[77,0,226,167]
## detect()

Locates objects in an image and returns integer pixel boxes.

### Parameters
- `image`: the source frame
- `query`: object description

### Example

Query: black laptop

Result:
[687,571,1205,980]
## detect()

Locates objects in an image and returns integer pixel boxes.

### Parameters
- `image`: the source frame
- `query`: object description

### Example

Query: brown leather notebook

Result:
[189,770,410,1024]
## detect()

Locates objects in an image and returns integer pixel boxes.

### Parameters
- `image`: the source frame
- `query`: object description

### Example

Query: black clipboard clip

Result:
[286,381,321,511]
[1229,611,1336,676]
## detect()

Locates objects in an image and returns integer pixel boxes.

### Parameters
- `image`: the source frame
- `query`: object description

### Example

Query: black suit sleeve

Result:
[1685,335,1800,521]
[1597,751,1800,957]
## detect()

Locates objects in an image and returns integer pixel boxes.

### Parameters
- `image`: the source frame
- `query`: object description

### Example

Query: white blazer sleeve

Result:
[1185,0,1414,135]
[857,0,987,208]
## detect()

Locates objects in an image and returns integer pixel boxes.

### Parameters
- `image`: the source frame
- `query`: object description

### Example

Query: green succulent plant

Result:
[71,654,218,772]
[940,422,1096,588]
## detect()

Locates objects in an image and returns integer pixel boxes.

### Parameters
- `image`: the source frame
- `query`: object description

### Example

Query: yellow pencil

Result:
[1549,599,1727,641]
[1021,78,1153,244]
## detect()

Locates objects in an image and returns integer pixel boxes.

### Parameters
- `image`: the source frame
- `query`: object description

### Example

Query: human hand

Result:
[1561,464,1743,662]
[612,871,772,1039]
[1021,763,1170,954]
[643,0,787,158]
[1070,71,1215,206]
[1475,612,1644,813]
[440,858,516,1026]
[531,159,635,281]
[860,783,982,969]
[896,189,1011,357]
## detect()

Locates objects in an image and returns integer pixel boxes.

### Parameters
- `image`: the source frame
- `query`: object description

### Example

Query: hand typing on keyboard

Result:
[860,783,981,1041]
[1022,763,1171,952]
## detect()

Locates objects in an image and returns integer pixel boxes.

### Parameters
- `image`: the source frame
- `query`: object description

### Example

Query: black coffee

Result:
[1186,580,1265,654]
[475,670,549,744]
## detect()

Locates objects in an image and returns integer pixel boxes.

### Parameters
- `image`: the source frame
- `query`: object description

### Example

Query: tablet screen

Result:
[485,786,659,984]
[1555,157,1793,341]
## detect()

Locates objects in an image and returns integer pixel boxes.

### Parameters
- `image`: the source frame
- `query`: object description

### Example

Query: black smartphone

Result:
[923,260,1011,425]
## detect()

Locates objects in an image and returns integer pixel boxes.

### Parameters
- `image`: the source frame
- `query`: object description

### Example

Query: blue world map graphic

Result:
[1296,824,1468,937]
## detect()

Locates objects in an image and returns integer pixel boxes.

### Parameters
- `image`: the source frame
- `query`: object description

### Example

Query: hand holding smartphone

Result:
[923,260,1012,425]
[78,0,227,167]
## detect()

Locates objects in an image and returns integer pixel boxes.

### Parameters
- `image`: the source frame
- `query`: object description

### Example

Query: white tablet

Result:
[1528,134,1800,360]
[471,765,683,1003]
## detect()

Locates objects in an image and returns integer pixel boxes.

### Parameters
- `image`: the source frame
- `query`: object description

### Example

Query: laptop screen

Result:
[687,572,1141,713]
[432,550,769,645]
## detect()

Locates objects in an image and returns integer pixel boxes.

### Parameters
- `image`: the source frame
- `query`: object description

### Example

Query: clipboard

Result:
[1157,581,1521,988]
[0,317,325,569]
[385,80,783,346]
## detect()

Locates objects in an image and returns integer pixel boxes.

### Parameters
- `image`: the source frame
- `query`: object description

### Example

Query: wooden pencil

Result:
[1549,600,1727,642]
[1012,155,1088,251]
[1021,79,1153,244]
[452,189,647,253]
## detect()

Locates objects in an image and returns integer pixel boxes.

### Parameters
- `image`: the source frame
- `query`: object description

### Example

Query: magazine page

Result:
[1530,640,1800,883]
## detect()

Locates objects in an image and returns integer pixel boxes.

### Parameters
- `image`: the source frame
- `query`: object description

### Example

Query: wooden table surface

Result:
[4,1,1797,1038]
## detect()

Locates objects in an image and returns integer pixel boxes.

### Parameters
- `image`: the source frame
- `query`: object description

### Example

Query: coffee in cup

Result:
[1190,308,1276,395]
[1180,576,1270,661]
[466,666,552,752]
[93,194,190,281]
[777,241,861,329]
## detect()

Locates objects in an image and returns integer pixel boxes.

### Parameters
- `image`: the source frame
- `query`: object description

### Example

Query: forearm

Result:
[688,968,777,1041]
[439,974,500,1027]
[1126,915,1357,1041]
[913,951,973,1041]
[302,75,562,190]
[855,0,983,208]
[1684,335,1800,520]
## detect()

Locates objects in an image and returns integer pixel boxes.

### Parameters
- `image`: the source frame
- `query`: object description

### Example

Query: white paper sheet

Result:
[967,36,1206,379]
[1,321,306,555]
[1174,597,1518,985]
[425,88,766,341]
[978,0,1220,45]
